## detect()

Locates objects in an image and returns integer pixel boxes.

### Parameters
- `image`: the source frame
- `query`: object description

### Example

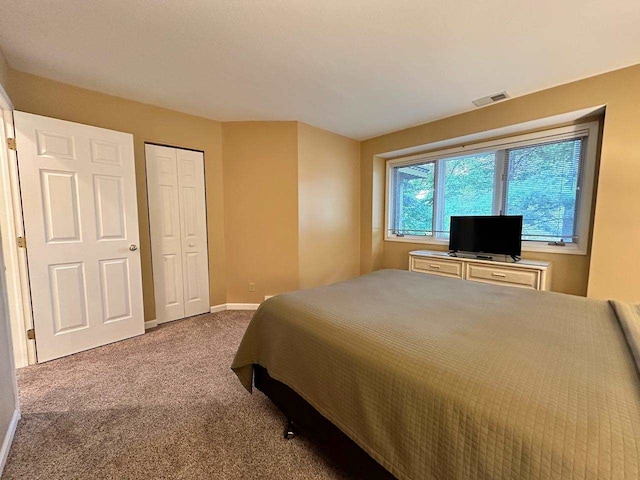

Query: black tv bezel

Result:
[448,215,523,257]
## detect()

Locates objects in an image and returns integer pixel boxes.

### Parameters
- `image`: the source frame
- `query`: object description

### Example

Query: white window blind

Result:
[504,138,584,243]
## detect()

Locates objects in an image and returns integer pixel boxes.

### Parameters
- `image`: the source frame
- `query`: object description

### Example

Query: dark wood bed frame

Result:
[254,365,395,479]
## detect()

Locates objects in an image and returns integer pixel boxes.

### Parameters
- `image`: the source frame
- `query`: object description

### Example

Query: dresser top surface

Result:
[409,250,552,269]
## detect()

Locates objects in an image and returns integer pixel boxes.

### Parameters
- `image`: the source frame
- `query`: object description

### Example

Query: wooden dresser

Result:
[409,250,552,291]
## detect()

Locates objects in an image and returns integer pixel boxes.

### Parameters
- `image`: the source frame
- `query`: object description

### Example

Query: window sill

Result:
[384,235,587,255]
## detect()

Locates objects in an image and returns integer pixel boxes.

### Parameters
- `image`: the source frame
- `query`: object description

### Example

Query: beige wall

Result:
[8,57,640,310]
[3,66,363,316]
[298,123,360,289]
[222,121,362,302]
[361,63,640,301]
[222,122,300,303]
[7,70,226,320]
[0,48,9,95]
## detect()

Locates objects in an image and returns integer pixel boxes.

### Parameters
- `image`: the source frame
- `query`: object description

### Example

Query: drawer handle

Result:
[491,273,507,278]
[429,264,441,269]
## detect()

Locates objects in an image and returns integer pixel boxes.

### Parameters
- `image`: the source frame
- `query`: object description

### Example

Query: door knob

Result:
[129,244,138,251]
[188,243,195,247]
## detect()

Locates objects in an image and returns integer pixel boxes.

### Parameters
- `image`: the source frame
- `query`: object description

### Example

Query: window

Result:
[386,122,599,254]
[505,139,582,243]
[440,152,495,235]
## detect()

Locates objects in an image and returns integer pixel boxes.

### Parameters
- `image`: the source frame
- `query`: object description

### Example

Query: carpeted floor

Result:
[3,311,353,479]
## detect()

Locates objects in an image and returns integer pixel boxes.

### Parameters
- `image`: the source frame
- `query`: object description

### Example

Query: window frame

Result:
[385,121,600,255]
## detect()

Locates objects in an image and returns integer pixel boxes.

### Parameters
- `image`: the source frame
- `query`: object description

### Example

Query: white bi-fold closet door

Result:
[146,144,210,323]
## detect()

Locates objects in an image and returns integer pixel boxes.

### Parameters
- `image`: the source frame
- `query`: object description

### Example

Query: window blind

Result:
[504,138,584,243]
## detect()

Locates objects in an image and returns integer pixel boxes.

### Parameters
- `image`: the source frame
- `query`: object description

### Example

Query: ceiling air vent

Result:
[472,91,510,107]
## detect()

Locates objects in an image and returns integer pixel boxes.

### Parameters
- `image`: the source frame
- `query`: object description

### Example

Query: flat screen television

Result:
[449,215,523,258]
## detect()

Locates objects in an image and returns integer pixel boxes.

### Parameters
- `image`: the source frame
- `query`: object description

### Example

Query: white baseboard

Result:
[151,304,259,325]
[210,304,227,313]
[156,317,180,325]
[209,303,260,313]
[226,303,260,311]
[0,409,20,476]
[144,319,158,330]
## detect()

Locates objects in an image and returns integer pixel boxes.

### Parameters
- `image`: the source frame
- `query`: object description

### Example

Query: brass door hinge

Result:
[26,328,35,340]
[7,138,16,151]
[16,236,26,248]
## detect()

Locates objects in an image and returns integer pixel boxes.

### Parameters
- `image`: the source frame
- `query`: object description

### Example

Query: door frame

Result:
[0,92,36,367]
[144,142,211,323]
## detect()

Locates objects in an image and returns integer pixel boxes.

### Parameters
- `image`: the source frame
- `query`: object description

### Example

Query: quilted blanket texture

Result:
[232,270,640,479]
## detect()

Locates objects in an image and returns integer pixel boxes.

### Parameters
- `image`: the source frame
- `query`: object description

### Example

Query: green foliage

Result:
[395,164,434,235]
[442,154,494,230]
[506,140,580,242]
[393,139,582,242]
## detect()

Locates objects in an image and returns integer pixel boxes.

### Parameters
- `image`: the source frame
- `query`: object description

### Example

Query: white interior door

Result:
[14,111,144,362]
[146,144,209,323]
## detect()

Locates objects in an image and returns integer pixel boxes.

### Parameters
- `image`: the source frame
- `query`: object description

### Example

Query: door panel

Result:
[160,186,177,237]
[15,111,144,362]
[49,262,89,333]
[40,170,82,243]
[90,139,121,166]
[146,144,209,322]
[94,175,126,240]
[99,258,132,323]
[184,252,200,302]
[163,254,180,306]
[182,187,197,236]
[146,145,185,322]
[177,149,210,317]
[36,130,76,159]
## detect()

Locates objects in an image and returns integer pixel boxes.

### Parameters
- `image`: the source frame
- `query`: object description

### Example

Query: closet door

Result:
[146,144,209,323]
[146,145,185,322]
[176,149,210,317]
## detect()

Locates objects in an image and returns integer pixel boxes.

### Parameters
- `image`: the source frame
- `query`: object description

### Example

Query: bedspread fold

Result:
[610,300,640,374]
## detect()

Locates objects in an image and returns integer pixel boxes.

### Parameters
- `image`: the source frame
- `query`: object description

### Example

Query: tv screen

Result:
[449,215,523,257]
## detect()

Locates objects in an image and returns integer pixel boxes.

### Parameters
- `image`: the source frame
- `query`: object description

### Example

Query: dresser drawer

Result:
[466,263,539,289]
[411,257,463,279]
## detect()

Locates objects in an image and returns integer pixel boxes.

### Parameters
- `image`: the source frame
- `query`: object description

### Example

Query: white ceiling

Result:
[0,1,639,140]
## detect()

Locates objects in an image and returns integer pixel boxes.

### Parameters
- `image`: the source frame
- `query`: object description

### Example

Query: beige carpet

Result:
[3,311,353,479]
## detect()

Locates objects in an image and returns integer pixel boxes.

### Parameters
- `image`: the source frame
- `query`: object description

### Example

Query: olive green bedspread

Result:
[232,269,640,479]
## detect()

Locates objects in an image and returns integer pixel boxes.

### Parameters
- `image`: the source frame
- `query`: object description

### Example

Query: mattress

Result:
[232,269,640,479]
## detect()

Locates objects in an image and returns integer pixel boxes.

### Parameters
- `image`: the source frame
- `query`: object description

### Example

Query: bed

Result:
[232,269,640,479]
